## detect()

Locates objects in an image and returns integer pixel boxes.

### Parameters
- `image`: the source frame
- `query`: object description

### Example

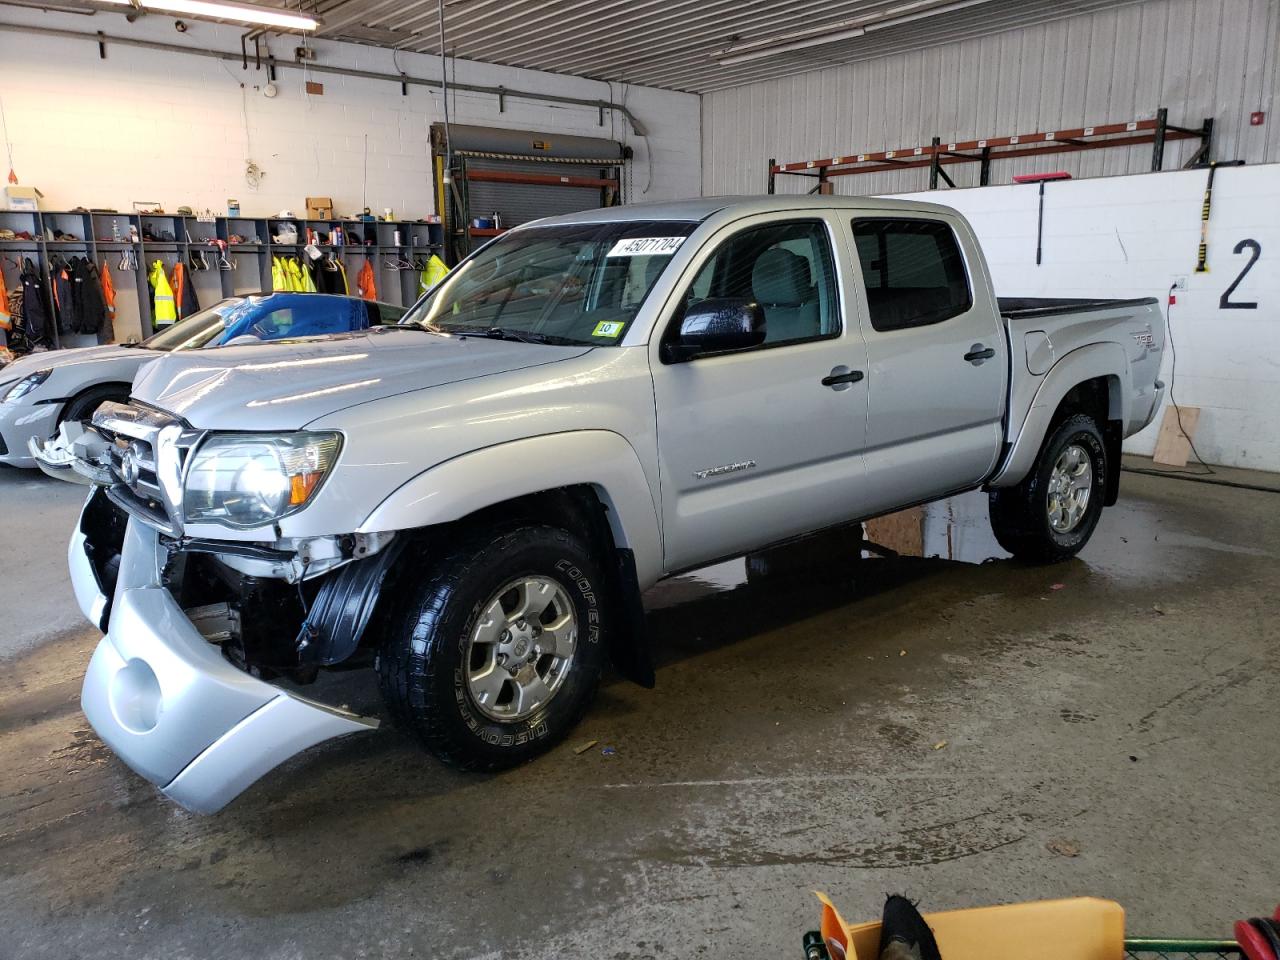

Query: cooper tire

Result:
[988,413,1107,564]
[378,523,607,770]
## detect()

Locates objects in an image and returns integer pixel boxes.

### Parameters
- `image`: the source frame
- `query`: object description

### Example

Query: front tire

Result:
[989,413,1107,563]
[378,524,608,770]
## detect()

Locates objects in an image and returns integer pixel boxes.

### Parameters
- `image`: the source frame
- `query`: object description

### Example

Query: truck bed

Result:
[998,296,1160,320]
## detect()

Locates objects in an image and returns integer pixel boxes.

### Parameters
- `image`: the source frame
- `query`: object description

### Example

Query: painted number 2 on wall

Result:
[1220,239,1261,310]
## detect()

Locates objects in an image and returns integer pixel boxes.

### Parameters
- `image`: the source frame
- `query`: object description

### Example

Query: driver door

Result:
[650,214,870,573]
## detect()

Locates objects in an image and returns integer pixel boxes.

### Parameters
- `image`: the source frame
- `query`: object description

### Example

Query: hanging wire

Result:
[0,93,15,178]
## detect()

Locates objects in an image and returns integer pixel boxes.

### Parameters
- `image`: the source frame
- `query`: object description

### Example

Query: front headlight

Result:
[183,432,342,528]
[3,369,52,403]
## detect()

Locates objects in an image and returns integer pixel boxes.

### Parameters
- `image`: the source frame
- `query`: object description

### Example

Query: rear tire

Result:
[378,523,608,771]
[988,413,1107,563]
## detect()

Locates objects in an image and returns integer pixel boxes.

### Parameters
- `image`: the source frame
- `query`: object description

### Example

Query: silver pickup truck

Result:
[65,196,1165,812]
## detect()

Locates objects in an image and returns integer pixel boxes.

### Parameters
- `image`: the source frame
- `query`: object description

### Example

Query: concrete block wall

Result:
[892,163,1280,473]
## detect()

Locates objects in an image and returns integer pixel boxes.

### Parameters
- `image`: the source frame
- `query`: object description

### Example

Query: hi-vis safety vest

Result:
[149,260,177,325]
[271,257,288,292]
[419,254,449,295]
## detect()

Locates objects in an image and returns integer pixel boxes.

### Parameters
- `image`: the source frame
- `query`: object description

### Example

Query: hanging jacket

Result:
[52,259,74,335]
[0,267,10,332]
[149,260,177,326]
[68,257,107,335]
[18,258,52,344]
[100,259,117,342]
[419,254,449,295]
[271,257,288,292]
[300,263,318,293]
[284,258,306,292]
[170,262,199,319]
[356,258,376,301]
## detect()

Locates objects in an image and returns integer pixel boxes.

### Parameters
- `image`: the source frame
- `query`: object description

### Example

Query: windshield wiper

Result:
[480,326,551,344]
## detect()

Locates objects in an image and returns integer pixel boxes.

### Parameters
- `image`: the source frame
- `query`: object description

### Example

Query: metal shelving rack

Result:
[0,209,444,347]
[768,107,1214,193]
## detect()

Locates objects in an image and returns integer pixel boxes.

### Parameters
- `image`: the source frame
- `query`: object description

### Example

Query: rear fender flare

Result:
[356,431,664,589]
[989,343,1130,488]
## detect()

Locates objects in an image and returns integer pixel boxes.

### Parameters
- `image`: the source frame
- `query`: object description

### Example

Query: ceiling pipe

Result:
[0,20,649,135]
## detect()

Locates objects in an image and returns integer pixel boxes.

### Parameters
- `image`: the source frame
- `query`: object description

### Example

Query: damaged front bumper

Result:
[31,420,111,484]
[71,491,379,813]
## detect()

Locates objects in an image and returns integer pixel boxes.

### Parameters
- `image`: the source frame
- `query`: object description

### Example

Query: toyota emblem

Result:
[120,449,141,486]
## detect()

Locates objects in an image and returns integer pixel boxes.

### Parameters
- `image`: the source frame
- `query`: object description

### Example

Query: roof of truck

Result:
[530,194,963,226]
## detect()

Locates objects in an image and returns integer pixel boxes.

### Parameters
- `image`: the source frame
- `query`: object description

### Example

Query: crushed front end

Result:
[71,401,396,813]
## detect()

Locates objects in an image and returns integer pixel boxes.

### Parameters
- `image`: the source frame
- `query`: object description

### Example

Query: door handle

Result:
[822,366,865,389]
[964,344,996,364]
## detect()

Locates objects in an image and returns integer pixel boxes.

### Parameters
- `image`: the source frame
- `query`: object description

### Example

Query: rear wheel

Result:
[988,413,1107,563]
[378,524,608,770]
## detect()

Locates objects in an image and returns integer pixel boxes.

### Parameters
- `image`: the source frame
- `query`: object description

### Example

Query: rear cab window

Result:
[852,218,972,332]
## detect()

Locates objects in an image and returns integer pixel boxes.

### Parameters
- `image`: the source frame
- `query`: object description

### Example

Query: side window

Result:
[682,220,840,346]
[852,219,972,332]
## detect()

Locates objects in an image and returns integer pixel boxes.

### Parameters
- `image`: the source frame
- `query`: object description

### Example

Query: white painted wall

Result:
[703,0,1280,198]
[0,9,700,218]
[891,163,1280,472]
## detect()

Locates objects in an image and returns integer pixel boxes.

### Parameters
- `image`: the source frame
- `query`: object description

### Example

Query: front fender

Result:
[989,342,1131,488]
[356,431,664,589]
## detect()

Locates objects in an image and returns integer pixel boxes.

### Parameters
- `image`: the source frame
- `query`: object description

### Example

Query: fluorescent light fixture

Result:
[713,0,995,65]
[715,26,866,66]
[97,0,320,30]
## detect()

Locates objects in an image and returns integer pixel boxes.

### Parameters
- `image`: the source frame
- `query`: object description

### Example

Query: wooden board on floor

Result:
[864,506,924,557]
[1152,405,1201,466]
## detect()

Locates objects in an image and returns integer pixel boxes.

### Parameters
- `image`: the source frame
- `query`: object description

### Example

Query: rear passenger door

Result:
[650,214,870,573]
[847,215,1006,514]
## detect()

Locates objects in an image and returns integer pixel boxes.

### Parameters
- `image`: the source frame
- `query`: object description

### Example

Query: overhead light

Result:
[713,0,994,65]
[96,0,321,30]
[715,26,866,66]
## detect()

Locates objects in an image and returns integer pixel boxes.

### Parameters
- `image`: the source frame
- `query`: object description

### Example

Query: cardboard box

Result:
[3,186,43,211]
[306,196,334,219]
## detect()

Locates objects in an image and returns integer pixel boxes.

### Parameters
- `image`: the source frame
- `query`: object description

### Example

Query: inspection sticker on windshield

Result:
[592,321,625,339]
[606,237,685,257]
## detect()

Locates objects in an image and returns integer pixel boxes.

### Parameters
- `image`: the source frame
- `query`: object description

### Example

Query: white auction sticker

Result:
[606,236,685,257]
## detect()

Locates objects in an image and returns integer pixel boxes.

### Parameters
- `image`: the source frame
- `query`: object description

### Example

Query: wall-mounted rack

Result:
[0,209,444,348]
[767,107,1214,194]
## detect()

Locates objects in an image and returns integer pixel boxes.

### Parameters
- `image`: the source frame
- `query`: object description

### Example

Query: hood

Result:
[1,345,144,384]
[131,328,594,429]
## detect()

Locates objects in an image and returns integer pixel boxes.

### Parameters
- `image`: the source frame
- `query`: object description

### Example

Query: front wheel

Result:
[988,413,1107,563]
[378,524,608,770]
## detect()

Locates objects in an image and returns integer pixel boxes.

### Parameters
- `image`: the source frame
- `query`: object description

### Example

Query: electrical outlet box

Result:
[1171,275,1189,291]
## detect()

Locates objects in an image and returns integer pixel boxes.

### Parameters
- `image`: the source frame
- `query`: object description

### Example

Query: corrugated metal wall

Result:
[702,0,1280,196]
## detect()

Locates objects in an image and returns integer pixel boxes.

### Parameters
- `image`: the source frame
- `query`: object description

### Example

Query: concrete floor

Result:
[2,463,1278,960]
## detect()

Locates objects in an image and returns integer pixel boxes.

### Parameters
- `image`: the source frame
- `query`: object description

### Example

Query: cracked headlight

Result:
[183,432,342,528]
[3,369,52,402]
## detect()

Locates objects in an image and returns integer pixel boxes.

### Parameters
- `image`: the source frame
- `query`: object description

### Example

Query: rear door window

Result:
[852,219,972,332]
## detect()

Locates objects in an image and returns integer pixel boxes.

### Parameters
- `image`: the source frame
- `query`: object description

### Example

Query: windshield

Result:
[401,220,699,345]
[141,299,245,351]
[141,294,401,351]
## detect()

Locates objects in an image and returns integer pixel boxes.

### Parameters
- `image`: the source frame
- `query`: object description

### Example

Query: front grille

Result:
[91,401,201,535]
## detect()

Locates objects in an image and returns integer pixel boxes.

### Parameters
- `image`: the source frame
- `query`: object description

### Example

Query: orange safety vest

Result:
[356,258,376,301]
[100,260,117,322]
[171,262,188,318]
[0,267,10,331]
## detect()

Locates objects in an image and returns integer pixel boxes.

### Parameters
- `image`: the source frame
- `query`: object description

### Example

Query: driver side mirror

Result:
[661,298,766,363]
